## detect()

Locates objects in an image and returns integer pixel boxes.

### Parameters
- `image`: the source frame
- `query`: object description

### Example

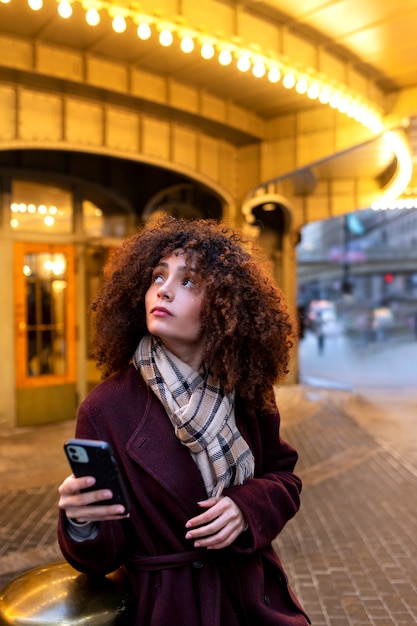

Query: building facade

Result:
[1,0,417,427]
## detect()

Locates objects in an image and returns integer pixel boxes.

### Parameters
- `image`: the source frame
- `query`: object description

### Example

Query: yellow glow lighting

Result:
[218,49,232,66]
[85,7,99,25]
[23,0,384,134]
[159,28,173,47]
[307,83,320,99]
[252,60,266,78]
[267,67,281,83]
[57,0,72,18]
[283,72,296,89]
[295,77,308,94]
[201,42,215,59]
[237,53,251,72]
[112,15,126,33]
[28,0,43,10]
[372,131,413,209]
[180,36,194,53]
[137,22,151,40]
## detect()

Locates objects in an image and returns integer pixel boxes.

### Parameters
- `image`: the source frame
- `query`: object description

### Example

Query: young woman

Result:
[58,216,310,626]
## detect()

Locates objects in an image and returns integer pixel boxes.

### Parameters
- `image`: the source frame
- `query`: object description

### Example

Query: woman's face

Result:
[145,250,205,369]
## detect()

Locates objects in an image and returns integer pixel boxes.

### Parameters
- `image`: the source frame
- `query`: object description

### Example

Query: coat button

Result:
[264,594,270,606]
[192,560,204,569]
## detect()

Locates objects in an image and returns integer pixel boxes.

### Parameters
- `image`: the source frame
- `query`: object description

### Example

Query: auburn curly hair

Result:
[90,215,295,412]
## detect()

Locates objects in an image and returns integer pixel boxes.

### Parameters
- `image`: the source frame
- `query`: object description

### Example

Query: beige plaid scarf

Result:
[133,334,255,497]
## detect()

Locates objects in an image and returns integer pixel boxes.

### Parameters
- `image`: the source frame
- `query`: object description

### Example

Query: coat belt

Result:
[126,549,222,626]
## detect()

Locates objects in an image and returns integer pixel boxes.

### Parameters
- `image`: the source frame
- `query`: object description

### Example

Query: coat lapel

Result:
[125,386,207,515]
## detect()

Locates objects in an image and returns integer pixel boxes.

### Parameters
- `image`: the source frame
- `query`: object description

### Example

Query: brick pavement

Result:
[1,387,416,625]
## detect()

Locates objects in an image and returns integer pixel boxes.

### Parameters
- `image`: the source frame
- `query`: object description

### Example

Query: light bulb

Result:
[58,0,72,19]
[86,7,100,26]
[201,42,215,60]
[159,29,173,46]
[180,36,194,53]
[252,61,266,78]
[267,67,281,83]
[137,22,151,40]
[283,73,296,89]
[112,15,126,33]
[237,54,251,72]
[28,0,43,10]
[218,49,232,66]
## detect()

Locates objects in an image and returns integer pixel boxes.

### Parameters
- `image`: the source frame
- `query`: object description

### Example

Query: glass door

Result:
[14,242,76,389]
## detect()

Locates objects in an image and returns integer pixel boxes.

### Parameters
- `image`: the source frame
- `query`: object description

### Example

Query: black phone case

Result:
[64,438,130,514]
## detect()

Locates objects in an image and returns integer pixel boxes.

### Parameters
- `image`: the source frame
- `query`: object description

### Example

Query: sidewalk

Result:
[1,338,416,624]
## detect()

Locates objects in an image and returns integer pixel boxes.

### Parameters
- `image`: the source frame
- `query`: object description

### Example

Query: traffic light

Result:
[383,273,394,283]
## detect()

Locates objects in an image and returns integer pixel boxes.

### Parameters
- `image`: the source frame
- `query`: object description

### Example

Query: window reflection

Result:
[24,253,67,376]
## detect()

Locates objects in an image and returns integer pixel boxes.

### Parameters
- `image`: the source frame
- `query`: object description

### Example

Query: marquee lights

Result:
[17,0,385,134]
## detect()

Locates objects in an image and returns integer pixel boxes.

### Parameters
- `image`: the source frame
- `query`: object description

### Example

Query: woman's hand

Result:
[58,475,129,522]
[185,496,247,550]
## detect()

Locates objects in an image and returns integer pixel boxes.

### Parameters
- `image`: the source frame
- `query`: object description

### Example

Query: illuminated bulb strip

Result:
[48,0,384,133]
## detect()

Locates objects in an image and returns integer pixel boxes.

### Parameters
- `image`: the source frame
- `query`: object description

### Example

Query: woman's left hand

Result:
[185,496,247,549]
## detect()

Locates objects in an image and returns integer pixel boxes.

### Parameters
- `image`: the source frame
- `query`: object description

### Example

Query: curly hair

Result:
[90,215,295,412]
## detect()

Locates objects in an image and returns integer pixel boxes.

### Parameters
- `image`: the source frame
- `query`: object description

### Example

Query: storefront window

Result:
[10,180,72,233]
[24,252,67,376]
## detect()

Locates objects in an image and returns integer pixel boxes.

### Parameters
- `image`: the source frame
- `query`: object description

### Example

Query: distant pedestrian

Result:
[315,311,325,354]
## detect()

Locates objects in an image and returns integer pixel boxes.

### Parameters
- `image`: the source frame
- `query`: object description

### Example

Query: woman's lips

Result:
[151,307,173,316]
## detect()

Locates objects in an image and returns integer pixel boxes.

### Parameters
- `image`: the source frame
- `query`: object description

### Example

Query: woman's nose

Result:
[158,284,172,300]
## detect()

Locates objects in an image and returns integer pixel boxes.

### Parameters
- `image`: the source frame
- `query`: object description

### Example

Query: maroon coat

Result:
[58,365,310,625]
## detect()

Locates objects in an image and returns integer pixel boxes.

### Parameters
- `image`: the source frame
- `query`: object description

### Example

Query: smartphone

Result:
[64,438,130,514]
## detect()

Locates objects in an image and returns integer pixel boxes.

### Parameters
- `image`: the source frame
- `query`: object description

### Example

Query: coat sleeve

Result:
[223,401,302,553]
[57,398,130,576]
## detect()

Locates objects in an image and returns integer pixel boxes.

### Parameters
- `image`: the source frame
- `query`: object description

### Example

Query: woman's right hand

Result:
[58,474,129,522]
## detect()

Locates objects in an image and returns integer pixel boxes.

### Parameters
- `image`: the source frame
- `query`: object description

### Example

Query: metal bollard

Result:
[0,561,135,625]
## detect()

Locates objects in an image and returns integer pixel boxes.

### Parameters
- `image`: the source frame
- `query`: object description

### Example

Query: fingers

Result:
[58,474,128,522]
[185,496,246,549]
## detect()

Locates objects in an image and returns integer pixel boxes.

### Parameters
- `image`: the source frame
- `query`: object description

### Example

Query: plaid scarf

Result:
[133,334,255,497]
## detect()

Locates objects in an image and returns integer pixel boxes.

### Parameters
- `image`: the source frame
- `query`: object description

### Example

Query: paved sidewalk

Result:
[1,338,416,624]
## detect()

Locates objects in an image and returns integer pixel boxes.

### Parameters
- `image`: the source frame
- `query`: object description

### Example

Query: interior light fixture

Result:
[57,0,72,19]
[159,28,173,47]
[201,42,215,59]
[28,0,43,10]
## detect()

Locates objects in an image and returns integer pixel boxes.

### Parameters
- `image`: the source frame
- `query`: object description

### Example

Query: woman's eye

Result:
[183,278,194,287]
[153,274,163,283]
